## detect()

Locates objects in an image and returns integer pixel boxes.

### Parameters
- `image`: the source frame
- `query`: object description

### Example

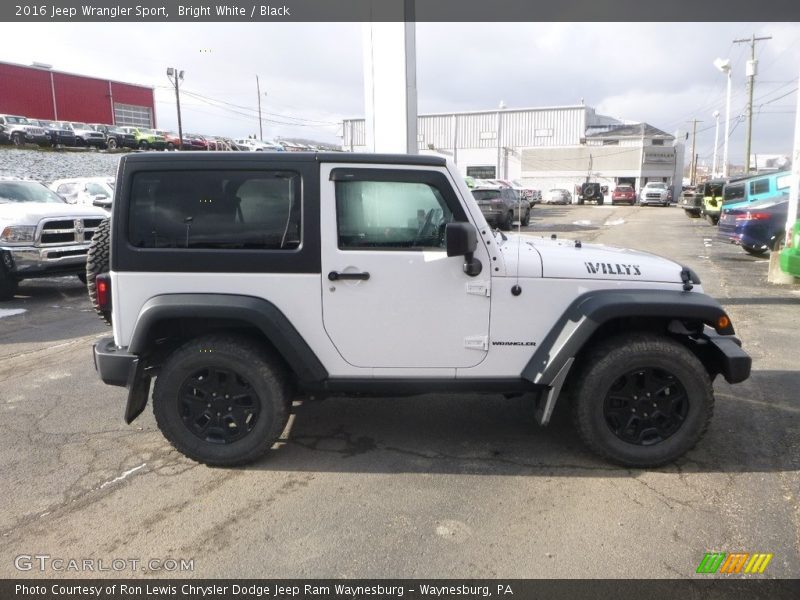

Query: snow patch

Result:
[0,309,26,319]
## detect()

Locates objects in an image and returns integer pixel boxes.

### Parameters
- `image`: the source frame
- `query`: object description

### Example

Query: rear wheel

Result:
[500,211,514,231]
[706,214,719,225]
[152,335,291,466]
[86,218,111,325]
[11,132,24,146]
[742,244,768,257]
[571,333,713,467]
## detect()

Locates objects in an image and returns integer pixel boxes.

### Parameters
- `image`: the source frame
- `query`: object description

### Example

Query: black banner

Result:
[3,0,800,22]
[2,580,800,600]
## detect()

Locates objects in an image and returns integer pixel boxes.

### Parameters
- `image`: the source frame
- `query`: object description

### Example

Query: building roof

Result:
[0,60,154,90]
[586,123,674,139]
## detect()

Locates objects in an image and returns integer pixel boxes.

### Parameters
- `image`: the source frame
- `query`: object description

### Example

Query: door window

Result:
[335,180,454,250]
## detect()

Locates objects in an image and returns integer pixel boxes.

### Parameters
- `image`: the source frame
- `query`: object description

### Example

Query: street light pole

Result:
[256,75,263,141]
[714,58,732,178]
[166,67,184,150]
[712,110,720,178]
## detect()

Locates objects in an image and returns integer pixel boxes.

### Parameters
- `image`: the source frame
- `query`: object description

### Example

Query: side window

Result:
[750,178,770,195]
[57,183,77,195]
[335,180,454,250]
[128,170,301,250]
[723,184,745,202]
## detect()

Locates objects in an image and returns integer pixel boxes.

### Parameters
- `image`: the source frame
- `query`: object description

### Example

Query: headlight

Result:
[1,225,36,243]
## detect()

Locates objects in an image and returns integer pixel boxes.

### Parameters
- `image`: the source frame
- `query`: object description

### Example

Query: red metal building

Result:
[0,60,156,127]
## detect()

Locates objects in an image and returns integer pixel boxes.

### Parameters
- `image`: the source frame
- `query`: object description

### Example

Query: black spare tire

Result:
[86,217,112,325]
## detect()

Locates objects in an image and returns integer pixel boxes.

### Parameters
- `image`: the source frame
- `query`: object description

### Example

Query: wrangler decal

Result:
[585,262,642,276]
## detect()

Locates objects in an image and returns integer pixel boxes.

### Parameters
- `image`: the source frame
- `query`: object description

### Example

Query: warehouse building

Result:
[342,104,683,196]
[0,60,156,127]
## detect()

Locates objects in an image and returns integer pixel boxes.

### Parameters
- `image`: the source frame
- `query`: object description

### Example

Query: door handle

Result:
[328,271,370,281]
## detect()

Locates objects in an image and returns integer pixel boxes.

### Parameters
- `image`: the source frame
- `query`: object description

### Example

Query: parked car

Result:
[28,119,77,147]
[120,127,166,150]
[152,130,182,151]
[89,124,137,150]
[0,114,48,146]
[0,177,107,300]
[234,138,285,151]
[717,195,791,256]
[639,182,670,206]
[578,182,604,205]
[543,188,572,205]
[611,184,636,205]
[779,219,800,277]
[66,122,106,148]
[50,177,114,210]
[678,185,702,217]
[181,133,208,151]
[471,186,531,229]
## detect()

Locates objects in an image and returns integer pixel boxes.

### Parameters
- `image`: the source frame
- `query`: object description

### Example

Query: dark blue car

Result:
[717,195,790,256]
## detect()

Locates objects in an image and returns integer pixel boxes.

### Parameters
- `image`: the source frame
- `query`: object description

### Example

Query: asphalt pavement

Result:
[0,204,798,579]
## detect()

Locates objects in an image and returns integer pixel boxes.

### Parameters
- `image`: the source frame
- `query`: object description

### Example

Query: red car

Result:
[612,184,636,205]
[155,130,182,151]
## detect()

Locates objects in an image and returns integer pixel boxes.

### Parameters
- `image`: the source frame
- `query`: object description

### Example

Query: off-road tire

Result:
[0,269,19,301]
[500,211,514,231]
[520,208,531,227]
[106,138,118,150]
[706,214,719,226]
[685,209,701,218]
[152,334,291,467]
[167,142,175,151]
[571,333,714,467]
[11,132,24,147]
[86,217,111,325]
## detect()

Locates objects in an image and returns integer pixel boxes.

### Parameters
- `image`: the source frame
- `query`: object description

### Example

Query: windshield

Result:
[472,190,502,201]
[0,181,66,204]
[72,123,90,130]
[5,116,28,124]
[85,182,111,196]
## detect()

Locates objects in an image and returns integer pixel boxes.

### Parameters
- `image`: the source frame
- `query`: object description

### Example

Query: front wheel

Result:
[0,269,19,301]
[706,214,719,226]
[153,335,290,466]
[742,244,768,257]
[571,333,713,467]
[520,208,531,227]
[139,140,149,150]
[106,138,118,150]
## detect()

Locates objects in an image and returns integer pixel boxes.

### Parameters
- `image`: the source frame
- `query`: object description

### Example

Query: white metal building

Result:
[342,105,684,196]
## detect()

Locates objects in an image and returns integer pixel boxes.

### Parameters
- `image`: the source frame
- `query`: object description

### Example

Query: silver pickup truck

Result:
[0,177,107,300]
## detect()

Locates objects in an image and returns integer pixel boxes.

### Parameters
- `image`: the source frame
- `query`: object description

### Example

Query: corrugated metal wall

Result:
[0,61,155,126]
[0,63,56,119]
[344,106,586,150]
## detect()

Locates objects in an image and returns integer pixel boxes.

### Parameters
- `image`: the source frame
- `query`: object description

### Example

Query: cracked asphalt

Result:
[0,204,798,579]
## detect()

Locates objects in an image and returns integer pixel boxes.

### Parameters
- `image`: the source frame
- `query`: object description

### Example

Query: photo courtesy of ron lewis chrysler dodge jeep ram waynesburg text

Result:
[89,153,751,468]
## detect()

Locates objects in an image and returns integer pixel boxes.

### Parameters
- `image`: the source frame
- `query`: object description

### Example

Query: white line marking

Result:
[99,463,147,489]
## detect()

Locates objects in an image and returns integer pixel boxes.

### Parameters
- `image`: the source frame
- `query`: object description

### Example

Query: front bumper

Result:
[1,243,90,276]
[702,330,751,384]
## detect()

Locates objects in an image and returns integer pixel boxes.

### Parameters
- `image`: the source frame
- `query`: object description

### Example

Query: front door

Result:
[320,165,491,369]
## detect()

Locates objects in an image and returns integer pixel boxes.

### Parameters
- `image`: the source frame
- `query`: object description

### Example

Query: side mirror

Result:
[445,222,482,277]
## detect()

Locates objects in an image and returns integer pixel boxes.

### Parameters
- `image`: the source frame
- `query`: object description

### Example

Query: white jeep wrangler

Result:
[90,153,751,467]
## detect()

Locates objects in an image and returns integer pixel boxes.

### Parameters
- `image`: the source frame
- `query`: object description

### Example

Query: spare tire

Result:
[87,217,112,325]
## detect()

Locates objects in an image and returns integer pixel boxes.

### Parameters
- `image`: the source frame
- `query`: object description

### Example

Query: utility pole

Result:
[256,75,263,141]
[688,119,701,184]
[734,33,771,174]
[166,68,184,150]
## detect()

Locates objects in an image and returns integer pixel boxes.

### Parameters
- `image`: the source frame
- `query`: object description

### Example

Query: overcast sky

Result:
[3,22,799,167]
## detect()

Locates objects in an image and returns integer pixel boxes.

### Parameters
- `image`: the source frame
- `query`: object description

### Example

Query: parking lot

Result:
[0,203,798,578]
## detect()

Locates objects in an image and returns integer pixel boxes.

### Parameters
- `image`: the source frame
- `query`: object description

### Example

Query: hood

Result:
[0,201,107,224]
[498,234,685,284]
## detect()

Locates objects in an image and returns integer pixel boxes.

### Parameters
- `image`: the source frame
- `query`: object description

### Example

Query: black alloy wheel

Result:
[178,366,262,445]
[603,367,689,446]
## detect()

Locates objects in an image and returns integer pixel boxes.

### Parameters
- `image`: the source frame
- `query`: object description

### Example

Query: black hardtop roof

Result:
[120,152,447,167]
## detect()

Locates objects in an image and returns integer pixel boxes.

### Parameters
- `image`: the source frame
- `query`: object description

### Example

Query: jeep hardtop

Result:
[91,152,751,467]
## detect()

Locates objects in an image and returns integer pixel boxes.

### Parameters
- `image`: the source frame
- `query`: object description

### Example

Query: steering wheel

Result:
[412,208,435,247]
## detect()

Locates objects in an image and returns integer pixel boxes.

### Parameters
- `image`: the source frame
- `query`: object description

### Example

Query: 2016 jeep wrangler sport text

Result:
[91,152,751,467]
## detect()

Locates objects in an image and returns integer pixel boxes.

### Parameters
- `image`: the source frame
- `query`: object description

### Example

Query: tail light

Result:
[96,274,111,311]
[735,211,770,221]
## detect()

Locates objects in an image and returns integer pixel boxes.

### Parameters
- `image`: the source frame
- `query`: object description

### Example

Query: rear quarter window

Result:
[127,170,301,250]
